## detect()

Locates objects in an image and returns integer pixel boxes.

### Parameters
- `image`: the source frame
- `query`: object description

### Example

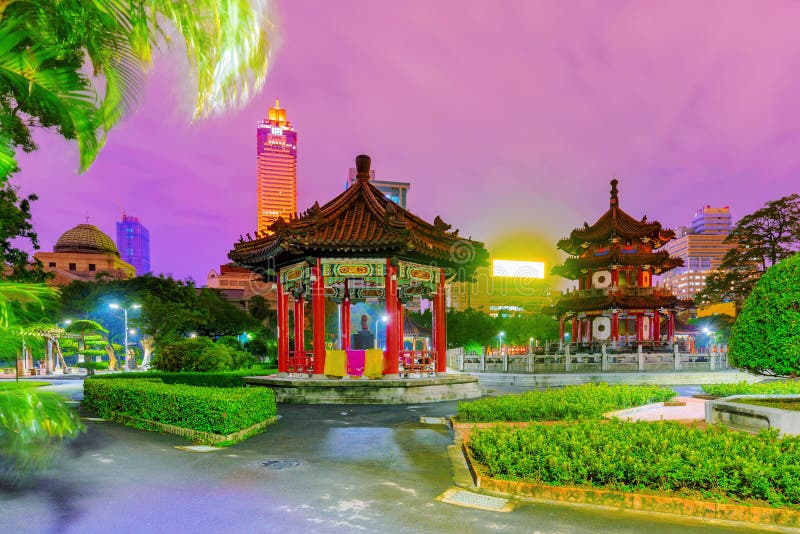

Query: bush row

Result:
[83,378,276,435]
[469,420,800,508]
[87,368,274,388]
[702,380,800,398]
[152,337,254,372]
[456,384,676,422]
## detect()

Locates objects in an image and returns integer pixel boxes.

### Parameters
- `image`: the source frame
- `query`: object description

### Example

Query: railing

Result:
[288,350,313,375]
[451,346,730,374]
[560,286,675,299]
[400,350,436,377]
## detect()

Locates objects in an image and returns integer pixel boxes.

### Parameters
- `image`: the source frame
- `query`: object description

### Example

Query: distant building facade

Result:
[206,264,276,310]
[257,99,298,234]
[346,168,410,209]
[116,213,150,275]
[35,224,135,286]
[659,206,736,300]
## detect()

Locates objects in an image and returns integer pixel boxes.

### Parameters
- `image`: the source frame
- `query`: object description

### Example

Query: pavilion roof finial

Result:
[355,154,371,182]
[610,179,619,208]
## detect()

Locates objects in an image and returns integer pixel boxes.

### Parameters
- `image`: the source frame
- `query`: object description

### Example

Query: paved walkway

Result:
[614,396,708,422]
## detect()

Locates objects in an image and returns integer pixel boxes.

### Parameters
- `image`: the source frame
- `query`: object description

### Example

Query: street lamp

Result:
[109,303,141,371]
[498,331,505,355]
[375,315,388,349]
[529,337,534,354]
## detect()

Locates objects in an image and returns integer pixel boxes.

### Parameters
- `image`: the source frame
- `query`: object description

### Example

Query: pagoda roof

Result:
[557,180,676,255]
[229,155,488,277]
[551,251,684,279]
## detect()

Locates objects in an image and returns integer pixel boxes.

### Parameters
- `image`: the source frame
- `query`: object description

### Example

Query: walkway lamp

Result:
[498,331,505,355]
[109,303,140,370]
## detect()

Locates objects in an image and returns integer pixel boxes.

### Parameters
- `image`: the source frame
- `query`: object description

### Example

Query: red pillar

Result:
[653,309,660,342]
[277,279,289,373]
[293,295,305,372]
[312,258,326,377]
[576,317,583,344]
[341,282,351,350]
[611,268,619,287]
[571,316,578,343]
[434,268,447,374]
[611,312,619,344]
[384,260,400,377]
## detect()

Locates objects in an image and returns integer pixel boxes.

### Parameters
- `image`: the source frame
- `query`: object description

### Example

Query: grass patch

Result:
[469,420,800,509]
[702,380,800,397]
[0,381,50,390]
[732,397,800,411]
[83,378,276,440]
[456,383,676,422]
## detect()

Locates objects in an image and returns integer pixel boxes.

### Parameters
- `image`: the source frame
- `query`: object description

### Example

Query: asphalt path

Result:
[0,380,764,534]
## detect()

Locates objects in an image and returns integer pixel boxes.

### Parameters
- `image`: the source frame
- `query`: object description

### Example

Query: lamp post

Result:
[375,315,388,349]
[529,337,534,354]
[110,303,140,370]
[498,331,505,355]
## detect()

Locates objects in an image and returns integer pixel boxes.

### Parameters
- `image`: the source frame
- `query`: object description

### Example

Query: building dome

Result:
[54,224,120,257]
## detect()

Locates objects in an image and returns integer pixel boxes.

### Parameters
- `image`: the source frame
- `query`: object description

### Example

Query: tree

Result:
[64,319,108,364]
[728,252,800,376]
[0,180,48,281]
[0,0,275,177]
[697,194,800,311]
[0,281,57,357]
[446,309,495,349]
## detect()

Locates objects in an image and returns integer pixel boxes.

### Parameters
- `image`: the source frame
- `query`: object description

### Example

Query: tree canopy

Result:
[697,194,800,311]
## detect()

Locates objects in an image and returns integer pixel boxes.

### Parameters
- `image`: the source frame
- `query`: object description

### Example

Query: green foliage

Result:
[702,380,800,397]
[151,337,254,372]
[447,308,496,348]
[457,384,676,422]
[0,381,49,390]
[88,369,274,388]
[82,378,276,436]
[696,195,800,311]
[728,253,800,376]
[76,361,109,371]
[0,281,58,355]
[0,390,83,484]
[0,179,47,281]
[469,420,800,508]
[732,398,800,411]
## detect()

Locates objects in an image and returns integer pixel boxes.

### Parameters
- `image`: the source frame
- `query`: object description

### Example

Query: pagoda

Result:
[552,180,684,348]
[229,154,488,380]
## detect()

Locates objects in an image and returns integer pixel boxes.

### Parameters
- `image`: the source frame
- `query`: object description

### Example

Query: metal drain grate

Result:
[262,458,303,470]
[440,490,509,511]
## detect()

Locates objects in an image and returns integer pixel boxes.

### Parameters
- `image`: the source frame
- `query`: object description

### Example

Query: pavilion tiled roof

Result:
[557,180,676,255]
[551,251,684,278]
[229,155,488,276]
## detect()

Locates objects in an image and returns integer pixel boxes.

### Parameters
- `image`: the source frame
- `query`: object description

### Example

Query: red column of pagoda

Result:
[293,294,305,371]
[384,259,400,377]
[434,269,447,374]
[312,258,326,377]
[277,279,289,373]
[341,280,351,350]
[571,316,578,344]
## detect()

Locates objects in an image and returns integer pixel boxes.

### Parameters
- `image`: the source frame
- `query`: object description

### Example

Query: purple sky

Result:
[15,0,800,284]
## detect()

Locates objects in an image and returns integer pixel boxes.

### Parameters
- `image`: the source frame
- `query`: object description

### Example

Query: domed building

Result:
[35,224,135,286]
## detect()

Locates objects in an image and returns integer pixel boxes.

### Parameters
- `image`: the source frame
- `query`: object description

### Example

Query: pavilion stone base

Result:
[243,374,484,404]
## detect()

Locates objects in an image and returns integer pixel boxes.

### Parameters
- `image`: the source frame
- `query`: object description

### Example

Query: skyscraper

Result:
[257,99,298,234]
[116,213,150,275]
[659,206,735,300]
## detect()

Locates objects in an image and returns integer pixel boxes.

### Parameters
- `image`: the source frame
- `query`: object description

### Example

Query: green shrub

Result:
[76,361,109,370]
[469,420,800,508]
[0,390,84,484]
[702,380,800,397]
[151,337,255,372]
[456,383,676,422]
[87,369,274,387]
[83,379,276,436]
[729,252,800,376]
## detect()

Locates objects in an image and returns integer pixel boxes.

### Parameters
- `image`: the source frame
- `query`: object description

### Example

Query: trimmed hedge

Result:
[469,420,800,508]
[87,369,275,388]
[729,252,800,375]
[456,383,676,422]
[702,380,800,397]
[83,379,276,435]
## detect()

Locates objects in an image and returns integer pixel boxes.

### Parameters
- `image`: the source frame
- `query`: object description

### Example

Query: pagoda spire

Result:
[610,179,619,208]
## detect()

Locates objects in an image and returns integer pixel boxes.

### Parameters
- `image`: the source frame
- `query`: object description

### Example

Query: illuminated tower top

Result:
[256,98,298,235]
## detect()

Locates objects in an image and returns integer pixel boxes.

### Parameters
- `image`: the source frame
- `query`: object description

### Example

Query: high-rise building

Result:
[257,99,298,234]
[115,213,150,275]
[659,206,736,301]
[346,168,410,208]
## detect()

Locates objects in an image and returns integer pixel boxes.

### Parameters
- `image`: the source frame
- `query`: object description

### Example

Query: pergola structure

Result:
[551,180,685,348]
[230,155,487,379]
